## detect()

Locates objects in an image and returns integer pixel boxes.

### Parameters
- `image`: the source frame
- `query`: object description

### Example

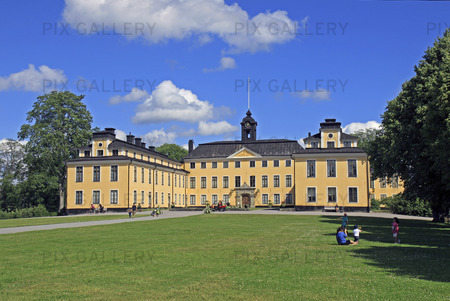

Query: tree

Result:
[18,91,95,212]
[352,128,380,153]
[368,29,450,222]
[156,143,188,162]
[0,139,26,180]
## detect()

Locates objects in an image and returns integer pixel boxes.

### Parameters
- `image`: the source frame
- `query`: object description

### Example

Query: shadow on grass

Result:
[321,216,450,282]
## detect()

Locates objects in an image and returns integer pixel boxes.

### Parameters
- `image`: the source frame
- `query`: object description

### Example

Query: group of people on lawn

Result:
[89,203,104,214]
[336,213,400,245]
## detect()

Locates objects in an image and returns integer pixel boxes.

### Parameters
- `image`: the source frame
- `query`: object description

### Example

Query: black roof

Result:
[184,139,303,159]
[303,132,358,142]
[293,147,366,154]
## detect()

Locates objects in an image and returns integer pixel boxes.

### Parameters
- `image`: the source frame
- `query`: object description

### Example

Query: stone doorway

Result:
[235,183,256,208]
[242,194,250,207]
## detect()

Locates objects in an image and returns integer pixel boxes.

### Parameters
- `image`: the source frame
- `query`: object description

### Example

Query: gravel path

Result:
[0,209,432,235]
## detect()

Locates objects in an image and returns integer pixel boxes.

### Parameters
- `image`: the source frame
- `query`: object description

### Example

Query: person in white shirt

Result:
[353,225,362,244]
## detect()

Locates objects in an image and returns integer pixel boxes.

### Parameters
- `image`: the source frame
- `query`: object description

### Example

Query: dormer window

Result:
[327,141,335,148]
[112,149,119,156]
[84,150,90,157]
[311,142,319,148]
[343,141,352,148]
[97,150,104,156]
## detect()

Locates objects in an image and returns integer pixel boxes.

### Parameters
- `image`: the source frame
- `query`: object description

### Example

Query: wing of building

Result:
[66,111,384,213]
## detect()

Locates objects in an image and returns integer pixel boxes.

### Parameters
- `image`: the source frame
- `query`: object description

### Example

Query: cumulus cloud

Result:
[0,64,67,92]
[109,88,150,104]
[203,57,237,72]
[142,129,177,146]
[197,121,238,136]
[114,129,127,141]
[343,121,381,134]
[62,0,298,53]
[132,80,215,124]
[291,88,331,102]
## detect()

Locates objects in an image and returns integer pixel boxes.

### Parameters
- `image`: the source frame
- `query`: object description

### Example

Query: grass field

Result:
[0,214,448,300]
[0,214,153,229]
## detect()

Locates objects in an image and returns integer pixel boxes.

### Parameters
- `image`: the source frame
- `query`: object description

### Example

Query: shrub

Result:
[0,205,53,219]
[383,195,432,217]
[370,198,381,210]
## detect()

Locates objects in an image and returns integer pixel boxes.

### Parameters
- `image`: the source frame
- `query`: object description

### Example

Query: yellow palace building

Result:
[66,111,372,213]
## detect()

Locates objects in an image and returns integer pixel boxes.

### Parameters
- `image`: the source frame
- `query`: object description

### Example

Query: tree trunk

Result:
[59,181,65,214]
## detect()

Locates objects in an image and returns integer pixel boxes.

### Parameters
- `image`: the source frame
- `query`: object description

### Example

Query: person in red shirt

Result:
[391,217,400,244]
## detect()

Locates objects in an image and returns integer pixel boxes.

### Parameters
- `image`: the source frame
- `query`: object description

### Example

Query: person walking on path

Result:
[392,217,400,244]
[132,203,137,217]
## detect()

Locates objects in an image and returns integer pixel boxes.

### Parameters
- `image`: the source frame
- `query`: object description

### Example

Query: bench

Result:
[323,206,338,212]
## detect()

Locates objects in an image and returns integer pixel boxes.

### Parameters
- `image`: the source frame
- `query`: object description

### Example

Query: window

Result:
[190,195,196,205]
[349,187,358,203]
[110,165,118,182]
[223,161,229,168]
[223,195,229,204]
[148,192,152,206]
[369,194,375,200]
[380,194,387,200]
[262,194,269,204]
[93,166,100,182]
[223,176,229,188]
[190,162,195,169]
[212,195,218,205]
[201,195,207,206]
[274,194,280,205]
[327,160,336,177]
[327,141,335,148]
[273,175,280,187]
[380,177,387,188]
[134,166,137,182]
[212,162,217,168]
[168,173,170,186]
[190,177,196,189]
[328,187,337,203]
[112,149,119,156]
[174,194,177,205]
[141,191,145,204]
[97,150,104,156]
[235,161,240,168]
[161,171,164,186]
[92,191,100,204]
[250,161,255,168]
[161,192,164,205]
[262,175,268,187]
[235,176,241,188]
[307,160,316,178]
[76,166,83,182]
[125,150,128,157]
[212,176,218,188]
[110,190,118,204]
[155,192,158,205]
[250,176,256,187]
[343,141,351,147]
[75,191,83,204]
[273,160,279,167]
[370,180,374,189]
[285,160,291,167]
[391,176,399,188]
[311,142,319,148]
[84,150,91,157]
[155,170,158,185]
[201,162,206,169]
[168,193,171,205]
[174,174,177,187]
[285,175,292,187]
[262,160,268,167]
[141,154,143,160]
[141,168,145,183]
[149,170,152,184]
[285,194,293,205]
[307,187,316,203]
[201,177,207,189]
[133,190,137,204]
[348,159,357,177]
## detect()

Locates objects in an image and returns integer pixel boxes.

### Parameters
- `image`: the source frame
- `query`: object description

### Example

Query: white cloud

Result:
[62,0,298,53]
[203,57,237,72]
[114,129,127,141]
[132,80,215,124]
[291,88,331,102]
[0,64,67,92]
[197,121,238,136]
[343,121,381,134]
[109,88,150,104]
[142,129,177,146]
[298,138,306,148]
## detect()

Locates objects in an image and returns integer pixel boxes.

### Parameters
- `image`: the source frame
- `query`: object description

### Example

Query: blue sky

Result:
[0,0,448,147]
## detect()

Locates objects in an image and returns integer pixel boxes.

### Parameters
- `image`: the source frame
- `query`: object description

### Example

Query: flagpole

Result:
[248,77,250,110]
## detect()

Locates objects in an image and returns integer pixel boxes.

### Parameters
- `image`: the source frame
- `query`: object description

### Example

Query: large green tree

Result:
[368,29,450,222]
[156,143,188,162]
[18,91,95,212]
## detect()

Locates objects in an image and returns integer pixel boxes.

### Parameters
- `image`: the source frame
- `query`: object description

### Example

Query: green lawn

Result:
[0,213,152,228]
[0,214,448,300]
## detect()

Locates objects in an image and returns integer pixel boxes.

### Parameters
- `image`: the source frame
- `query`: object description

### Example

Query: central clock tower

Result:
[241,110,257,141]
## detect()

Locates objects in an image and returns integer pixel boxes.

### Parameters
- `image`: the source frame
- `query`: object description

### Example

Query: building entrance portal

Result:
[235,183,255,208]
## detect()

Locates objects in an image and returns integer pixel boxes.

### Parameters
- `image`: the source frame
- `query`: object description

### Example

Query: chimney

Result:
[308,132,311,137]
[141,142,146,148]
[148,146,156,152]
[188,139,194,153]
[126,133,135,144]
[104,128,116,135]
[134,137,142,146]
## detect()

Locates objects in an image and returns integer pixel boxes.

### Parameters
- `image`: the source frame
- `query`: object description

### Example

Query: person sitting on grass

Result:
[90,204,95,214]
[336,226,356,245]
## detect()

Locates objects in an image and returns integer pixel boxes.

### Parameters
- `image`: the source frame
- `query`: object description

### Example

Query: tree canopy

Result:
[18,91,95,212]
[368,29,450,221]
[156,143,188,162]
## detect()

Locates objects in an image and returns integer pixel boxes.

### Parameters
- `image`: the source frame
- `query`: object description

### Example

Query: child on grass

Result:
[353,225,362,244]
[392,217,400,244]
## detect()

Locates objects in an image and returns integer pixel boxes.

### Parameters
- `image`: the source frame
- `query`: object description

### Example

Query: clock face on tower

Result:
[245,122,251,128]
